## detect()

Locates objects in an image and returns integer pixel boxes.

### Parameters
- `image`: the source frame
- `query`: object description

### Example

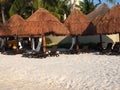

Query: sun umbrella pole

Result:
[35,35,42,52]
[1,37,7,51]
[75,35,79,50]
[69,36,76,50]
[16,35,19,50]
[31,37,35,51]
[42,35,46,53]
[0,37,5,48]
[99,34,102,43]
[119,33,120,42]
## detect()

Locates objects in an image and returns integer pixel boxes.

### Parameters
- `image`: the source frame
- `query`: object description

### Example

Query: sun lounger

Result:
[48,45,59,57]
[100,43,113,55]
[110,42,120,55]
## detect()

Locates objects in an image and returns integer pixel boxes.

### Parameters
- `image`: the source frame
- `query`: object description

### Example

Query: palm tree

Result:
[107,0,116,4]
[76,0,101,14]
[0,0,8,23]
[76,0,116,14]
[39,0,70,22]
[9,0,34,19]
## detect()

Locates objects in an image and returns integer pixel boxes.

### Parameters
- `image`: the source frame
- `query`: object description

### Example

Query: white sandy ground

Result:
[0,53,120,90]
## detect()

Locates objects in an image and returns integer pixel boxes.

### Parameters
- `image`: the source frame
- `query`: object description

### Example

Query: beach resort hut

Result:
[4,14,25,50]
[97,4,120,41]
[5,14,25,36]
[18,8,69,53]
[86,4,110,43]
[87,3,110,21]
[0,23,11,50]
[0,23,10,37]
[64,9,95,50]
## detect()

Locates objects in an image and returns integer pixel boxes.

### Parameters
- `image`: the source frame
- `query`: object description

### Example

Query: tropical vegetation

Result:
[0,0,116,23]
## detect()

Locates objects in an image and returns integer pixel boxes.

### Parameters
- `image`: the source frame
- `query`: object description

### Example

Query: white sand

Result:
[0,53,120,90]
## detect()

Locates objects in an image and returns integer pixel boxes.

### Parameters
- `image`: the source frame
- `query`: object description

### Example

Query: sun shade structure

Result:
[87,3,110,21]
[18,21,48,37]
[92,15,103,34]
[5,14,25,36]
[64,9,96,35]
[18,8,69,37]
[97,4,120,35]
[0,23,10,37]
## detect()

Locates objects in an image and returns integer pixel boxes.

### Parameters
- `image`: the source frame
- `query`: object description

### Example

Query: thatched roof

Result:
[0,23,10,37]
[27,8,59,22]
[5,14,24,27]
[18,21,49,37]
[87,3,110,21]
[4,14,25,36]
[64,9,96,35]
[92,15,103,34]
[19,8,69,36]
[97,4,120,34]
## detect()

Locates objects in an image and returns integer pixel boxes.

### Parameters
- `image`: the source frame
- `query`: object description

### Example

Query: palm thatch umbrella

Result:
[64,9,95,35]
[64,9,96,50]
[26,8,69,35]
[97,4,120,41]
[0,23,9,37]
[4,14,25,50]
[87,3,110,21]
[5,14,25,36]
[87,4,110,43]
[18,8,69,53]
[92,15,104,42]
[0,23,10,49]
[18,21,49,37]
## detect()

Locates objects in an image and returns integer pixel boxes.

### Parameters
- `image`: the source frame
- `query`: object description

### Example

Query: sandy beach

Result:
[0,53,120,90]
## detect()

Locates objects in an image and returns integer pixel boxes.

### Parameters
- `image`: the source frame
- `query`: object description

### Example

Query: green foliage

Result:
[40,0,70,22]
[0,0,116,23]
[9,0,33,19]
[107,0,116,4]
[32,0,42,10]
[76,0,101,14]
[76,0,116,15]
[46,38,52,44]
[0,0,14,22]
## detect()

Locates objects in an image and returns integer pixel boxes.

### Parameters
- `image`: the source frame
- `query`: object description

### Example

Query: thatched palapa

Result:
[5,14,25,36]
[92,15,103,34]
[87,3,110,21]
[18,21,49,37]
[0,23,10,37]
[97,4,120,34]
[64,9,96,35]
[18,8,69,36]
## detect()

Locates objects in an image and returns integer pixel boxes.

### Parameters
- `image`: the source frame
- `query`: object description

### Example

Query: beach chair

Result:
[100,43,113,55]
[22,37,47,58]
[95,42,103,52]
[110,42,120,55]
[48,45,59,57]
[81,45,89,53]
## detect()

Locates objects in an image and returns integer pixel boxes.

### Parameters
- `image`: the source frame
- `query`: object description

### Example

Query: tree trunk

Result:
[1,6,6,23]
[70,0,77,11]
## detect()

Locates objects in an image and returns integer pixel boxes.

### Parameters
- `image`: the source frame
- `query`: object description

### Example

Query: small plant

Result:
[46,38,52,44]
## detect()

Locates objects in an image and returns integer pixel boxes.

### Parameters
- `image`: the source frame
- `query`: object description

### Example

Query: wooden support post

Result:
[42,35,46,53]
